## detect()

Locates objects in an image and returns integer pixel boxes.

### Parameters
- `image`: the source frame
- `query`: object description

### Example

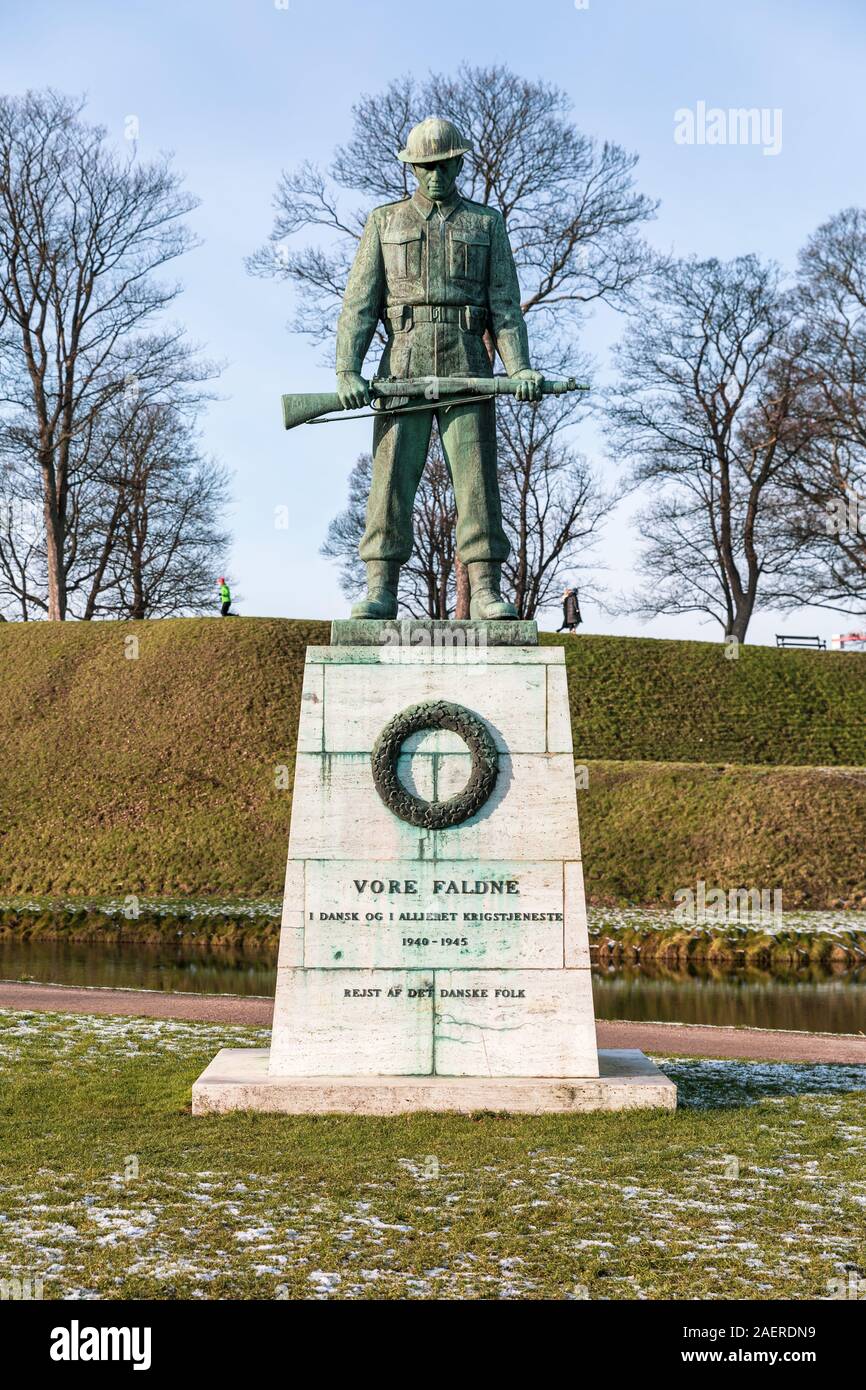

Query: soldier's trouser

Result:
[358,399,509,565]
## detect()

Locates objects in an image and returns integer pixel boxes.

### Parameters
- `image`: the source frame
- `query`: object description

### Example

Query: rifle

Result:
[281,375,589,431]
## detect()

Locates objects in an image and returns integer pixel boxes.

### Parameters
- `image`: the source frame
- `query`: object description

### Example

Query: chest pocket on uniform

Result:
[448,228,490,284]
[381,228,423,283]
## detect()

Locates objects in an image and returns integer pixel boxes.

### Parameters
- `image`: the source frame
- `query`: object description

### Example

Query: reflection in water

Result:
[1,939,865,1034]
[0,939,277,998]
[592,966,866,1034]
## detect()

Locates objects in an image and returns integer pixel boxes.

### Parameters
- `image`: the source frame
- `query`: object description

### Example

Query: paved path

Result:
[1,980,864,1062]
[597,1017,866,1064]
[0,981,273,1025]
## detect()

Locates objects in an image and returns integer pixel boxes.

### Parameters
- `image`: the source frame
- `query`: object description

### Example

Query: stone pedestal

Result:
[192,620,675,1114]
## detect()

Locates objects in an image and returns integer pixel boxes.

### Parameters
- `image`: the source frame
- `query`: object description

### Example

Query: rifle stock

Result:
[282,391,344,431]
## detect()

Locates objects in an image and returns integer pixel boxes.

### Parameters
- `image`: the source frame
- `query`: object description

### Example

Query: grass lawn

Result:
[1,1009,865,1300]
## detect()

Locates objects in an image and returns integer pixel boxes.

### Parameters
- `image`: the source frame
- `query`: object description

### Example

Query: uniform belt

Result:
[386,304,488,332]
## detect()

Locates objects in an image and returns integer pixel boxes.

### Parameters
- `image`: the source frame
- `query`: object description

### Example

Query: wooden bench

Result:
[775,635,826,650]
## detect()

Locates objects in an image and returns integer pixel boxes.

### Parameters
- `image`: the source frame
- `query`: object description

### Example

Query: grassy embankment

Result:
[1,618,864,941]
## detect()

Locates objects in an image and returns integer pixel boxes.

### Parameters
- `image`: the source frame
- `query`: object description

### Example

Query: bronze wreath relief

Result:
[370,700,499,829]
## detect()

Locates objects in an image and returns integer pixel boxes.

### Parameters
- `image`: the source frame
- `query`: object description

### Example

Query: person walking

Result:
[557,584,581,632]
[218,577,232,617]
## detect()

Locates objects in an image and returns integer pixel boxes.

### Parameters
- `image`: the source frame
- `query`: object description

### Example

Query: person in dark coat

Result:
[557,584,581,632]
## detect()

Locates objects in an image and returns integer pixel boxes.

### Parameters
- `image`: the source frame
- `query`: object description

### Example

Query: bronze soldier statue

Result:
[335,117,544,620]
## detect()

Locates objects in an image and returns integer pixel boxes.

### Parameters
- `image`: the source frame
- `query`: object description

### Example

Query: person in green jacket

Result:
[218,577,232,617]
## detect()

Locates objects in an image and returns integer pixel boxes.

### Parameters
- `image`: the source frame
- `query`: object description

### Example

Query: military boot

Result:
[467,562,518,621]
[351,560,400,620]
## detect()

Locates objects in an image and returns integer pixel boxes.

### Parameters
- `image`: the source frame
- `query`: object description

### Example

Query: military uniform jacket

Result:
[336,187,531,382]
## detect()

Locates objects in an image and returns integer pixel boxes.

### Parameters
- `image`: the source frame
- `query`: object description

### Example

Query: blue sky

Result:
[3,0,864,640]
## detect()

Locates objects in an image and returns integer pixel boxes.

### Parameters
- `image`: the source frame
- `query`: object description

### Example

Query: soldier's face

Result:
[412,156,463,202]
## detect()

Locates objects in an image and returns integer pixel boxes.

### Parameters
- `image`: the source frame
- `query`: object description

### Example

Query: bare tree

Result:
[606,255,798,641]
[498,393,617,618]
[0,457,45,619]
[0,331,218,620]
[0,90,204,619]
[764,210,866,615]
[77,400,230,620]
[320,453,370,602]
[251,65,655,613]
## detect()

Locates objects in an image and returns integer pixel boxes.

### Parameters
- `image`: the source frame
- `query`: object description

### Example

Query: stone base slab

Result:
[330,618,538,647]
[192,1048,676,1115]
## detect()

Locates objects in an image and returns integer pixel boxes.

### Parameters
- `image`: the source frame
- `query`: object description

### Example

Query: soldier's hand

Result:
[337,371,372,410]
[514,369,544,402]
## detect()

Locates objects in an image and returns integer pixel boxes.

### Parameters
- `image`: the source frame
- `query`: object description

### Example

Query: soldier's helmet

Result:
[397,117,472,164]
